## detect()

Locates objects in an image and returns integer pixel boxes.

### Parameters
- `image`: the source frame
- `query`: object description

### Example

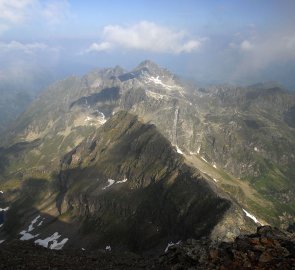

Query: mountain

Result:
[0,111,256,252]
[0,60,294,252]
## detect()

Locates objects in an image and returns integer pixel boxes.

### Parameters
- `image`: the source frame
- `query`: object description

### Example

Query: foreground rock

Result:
[0,226,294,269]
[158,226,295,269]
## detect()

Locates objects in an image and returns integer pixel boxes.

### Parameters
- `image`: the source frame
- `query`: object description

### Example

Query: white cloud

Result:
[0,0,70,33]
[248,34,295,69]
[0,0,35,24]
[240,40,253,51]
[41,0,71,25]
[0,41,57,54]
[229,30,295,82]
[87,42,112,52]
[229,40,254,51]
[87,21,204,54]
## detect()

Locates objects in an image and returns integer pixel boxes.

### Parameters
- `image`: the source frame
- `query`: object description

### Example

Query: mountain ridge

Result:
[0,60,294,252]
[0,111,256,252]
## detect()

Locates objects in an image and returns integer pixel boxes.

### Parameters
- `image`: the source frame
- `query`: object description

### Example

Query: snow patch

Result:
[28,215,41,232]
[106,245,111,251]
[0,207,9,211]
[20,231,39,240]
[102,179,115,190]
[0,240,4,244]
[213,164,217,169]
[97,111,107,124]
[0,224,3,228]
[197,146,201,154]
[0,191,3,194]
[19,215,42,241]
[102,178,129,189]
[165,240,181,253]
[243,209,262,225]
[35,232,68,250]
[201,156,208,163]
[254,147,259,152]
[146,76,183,92]
[37,218,45,227]
[85,111,107,125]
[175,145,183,155]
[85,116,93,122]
[116,178,128,184]
[147,76,172,90]
[213,178,218,183]
[146,90,166,100]
[50,238,69,250]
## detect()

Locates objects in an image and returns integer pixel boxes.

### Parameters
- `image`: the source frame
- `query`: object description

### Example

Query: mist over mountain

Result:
[0,71,60,135]
[0,1,295,269]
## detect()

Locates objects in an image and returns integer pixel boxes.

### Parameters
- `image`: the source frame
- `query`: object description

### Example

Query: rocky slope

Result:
[0,111,255,252]
[157,225,295,270]
[0,226,294,269]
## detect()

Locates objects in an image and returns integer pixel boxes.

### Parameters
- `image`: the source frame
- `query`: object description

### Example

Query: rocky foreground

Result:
[0,226,294,269]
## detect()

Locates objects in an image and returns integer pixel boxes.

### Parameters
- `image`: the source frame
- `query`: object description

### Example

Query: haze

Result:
[1,0,295,91]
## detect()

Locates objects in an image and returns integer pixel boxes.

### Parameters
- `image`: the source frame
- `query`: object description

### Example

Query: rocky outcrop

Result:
[157,226,295,269]
[0,226,294,269]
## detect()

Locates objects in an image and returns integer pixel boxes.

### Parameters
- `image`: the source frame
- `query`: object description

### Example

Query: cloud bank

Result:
[87,21,205,54]
[0,0,70,33]
[229,31,295,75]
[0,0,34,24]
[0,40,56,54]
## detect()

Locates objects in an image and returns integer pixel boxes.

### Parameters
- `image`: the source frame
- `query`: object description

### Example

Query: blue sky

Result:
[1,0,295,90]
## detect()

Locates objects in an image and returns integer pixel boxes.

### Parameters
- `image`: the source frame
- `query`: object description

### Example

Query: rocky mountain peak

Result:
[136,59,160,70]
[134,60,172,78]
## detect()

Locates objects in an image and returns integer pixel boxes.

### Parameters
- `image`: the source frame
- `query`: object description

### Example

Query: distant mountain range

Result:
[0,60,294,252]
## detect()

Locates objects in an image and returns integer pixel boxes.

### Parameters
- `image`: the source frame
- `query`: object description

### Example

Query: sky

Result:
[1,0,295,91]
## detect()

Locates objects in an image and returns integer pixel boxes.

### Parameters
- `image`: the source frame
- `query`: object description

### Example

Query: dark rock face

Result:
[0,226,294,269]
[157,226,295,270]
[70,87,121,108]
